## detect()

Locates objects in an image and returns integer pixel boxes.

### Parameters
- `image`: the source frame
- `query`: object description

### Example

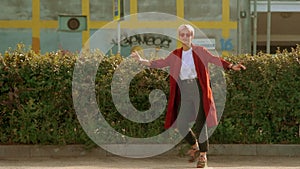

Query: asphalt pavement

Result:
[0,144,299,169]
[0,155,300,169]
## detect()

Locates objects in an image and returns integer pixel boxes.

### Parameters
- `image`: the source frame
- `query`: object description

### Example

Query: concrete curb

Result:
[209,144,300,156]
[0,144,299,158]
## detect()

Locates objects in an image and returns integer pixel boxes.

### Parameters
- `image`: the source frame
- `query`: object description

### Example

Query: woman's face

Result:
[179,28,193,47]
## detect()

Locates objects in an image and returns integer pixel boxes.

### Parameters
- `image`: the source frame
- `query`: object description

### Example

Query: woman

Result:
[131,24,245,168]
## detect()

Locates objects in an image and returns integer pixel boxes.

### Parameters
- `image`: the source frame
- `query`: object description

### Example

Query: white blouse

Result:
[179,48,197,80]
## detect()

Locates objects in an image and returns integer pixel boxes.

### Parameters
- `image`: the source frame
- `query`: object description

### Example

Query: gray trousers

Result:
[176,78,209,152]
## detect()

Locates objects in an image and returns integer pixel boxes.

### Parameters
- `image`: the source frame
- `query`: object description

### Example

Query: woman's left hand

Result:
[231,63,246,71]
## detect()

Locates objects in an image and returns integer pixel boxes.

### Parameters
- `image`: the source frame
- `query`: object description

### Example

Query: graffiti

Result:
[220,38,233,51]
[112,33,172,48]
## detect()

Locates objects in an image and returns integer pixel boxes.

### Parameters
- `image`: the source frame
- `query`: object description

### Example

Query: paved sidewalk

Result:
[0,155,300,169]
[1,144,300,158]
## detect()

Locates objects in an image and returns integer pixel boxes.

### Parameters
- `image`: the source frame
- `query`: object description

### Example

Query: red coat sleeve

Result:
[149,51,178,68]
[200,47,231,69]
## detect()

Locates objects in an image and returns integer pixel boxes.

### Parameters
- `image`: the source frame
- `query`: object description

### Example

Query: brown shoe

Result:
[186,148,200,163]
[186,142,200,163]
[196,155,207,168]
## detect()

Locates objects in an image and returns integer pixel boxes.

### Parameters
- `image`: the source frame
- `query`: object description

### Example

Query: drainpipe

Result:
[252,0,257,55]
[238,0,251,54]
[266,0,271,54]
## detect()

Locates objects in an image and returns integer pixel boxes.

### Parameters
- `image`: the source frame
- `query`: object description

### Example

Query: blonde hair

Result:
[130,46,144,57]
[177,24,195,37]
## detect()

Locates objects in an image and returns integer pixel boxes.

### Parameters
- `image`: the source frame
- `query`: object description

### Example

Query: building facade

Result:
[0,0,299,56]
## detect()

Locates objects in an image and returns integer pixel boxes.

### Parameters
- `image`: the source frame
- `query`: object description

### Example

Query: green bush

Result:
[0,44,87,145]
[210,46,300,144]
[0,43,299,145]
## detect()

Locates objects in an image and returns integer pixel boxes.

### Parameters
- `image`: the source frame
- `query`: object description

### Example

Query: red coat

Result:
[150,45,231,128]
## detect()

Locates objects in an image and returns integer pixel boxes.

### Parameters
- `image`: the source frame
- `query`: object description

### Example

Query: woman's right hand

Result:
[130,51,142,61]
[130,51,151,66]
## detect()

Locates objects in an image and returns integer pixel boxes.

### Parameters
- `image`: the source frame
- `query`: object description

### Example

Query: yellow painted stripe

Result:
[91,20,236,30]
[222,51,229,56]
[176,0,184,48]
[32,0,40,53]
[192,21,236,29]
[32,0,40,33]
[0,20,58,29]
[222,29,231,39]
[129,0,138,22]
[0,21,33,28]
[130,0,138,14]
[119,20,185,29]
[0,20,237,30]
[39,20,58,28]
[90,21,110,29]
[222,0,231,38]
[82,0,90,47]
[222,0,230,22]
[176,0,184,18]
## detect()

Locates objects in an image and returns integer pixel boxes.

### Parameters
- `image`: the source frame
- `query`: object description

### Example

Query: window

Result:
[138,0,176,20]
[184,0,222,21]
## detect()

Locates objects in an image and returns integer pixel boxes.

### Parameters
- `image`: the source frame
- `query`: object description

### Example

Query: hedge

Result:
[213,47,300,144]
[0,43,299,145]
